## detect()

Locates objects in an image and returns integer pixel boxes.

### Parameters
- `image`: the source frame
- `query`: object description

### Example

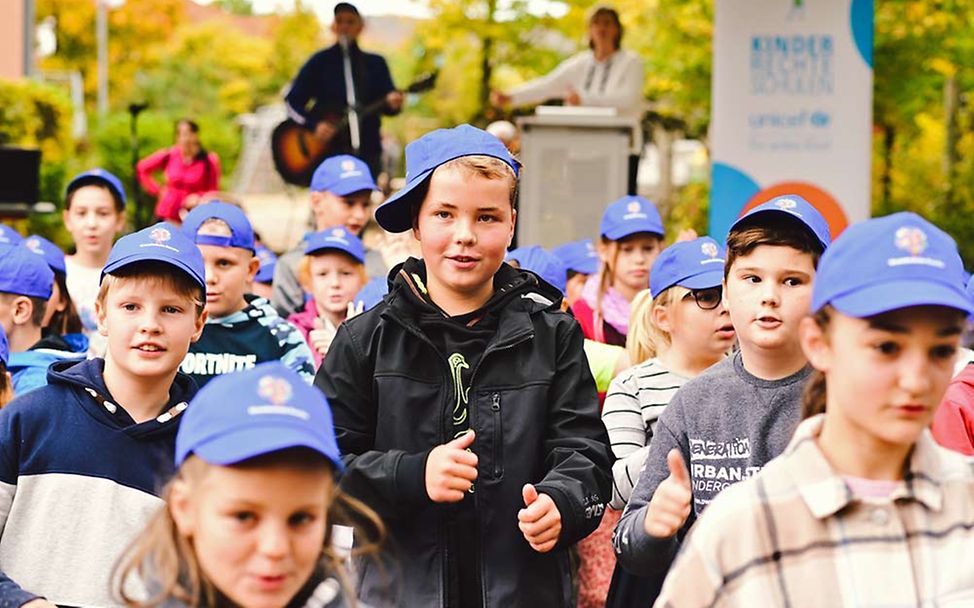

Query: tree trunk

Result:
[478,0,497,125]
[944,73,960,209]
[881,123,895,215]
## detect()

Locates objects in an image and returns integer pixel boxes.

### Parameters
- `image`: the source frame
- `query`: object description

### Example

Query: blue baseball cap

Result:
[0,224,23,246]
[182,202,256,252]
[600,196,664,241]
[812,212,973,317]
[254,244,278,284]
[730,194,831,249]
[354,276,388,311]
[23,235,66,275]
[552,239,599,275]
[175,361,344,471]
[506,246,567,295]
[304,226,366,263]
[102,222,206,292]
[374,124,520,233]
[650,237,726,297]
[310,154,378,196]
[66,168,127,207]
[0,243,54,299]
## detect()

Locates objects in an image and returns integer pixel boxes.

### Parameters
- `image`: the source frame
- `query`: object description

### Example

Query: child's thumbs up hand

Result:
[309,317,337,357]
[425,430,478,503]
[643,449,693,539]
[518,483,562,553]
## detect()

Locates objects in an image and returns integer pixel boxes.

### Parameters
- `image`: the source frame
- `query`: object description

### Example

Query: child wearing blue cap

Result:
[288,226,368,368]
[552,238,600,307]
[601,238,734,606]
[272,155,386,318]
[114,362,383,608]
[180,202,315,388]
[571,195,664,347]
[658,211,974,606]
[62,169,128,357]
[0,222,207,607]
[317,124,612,608]
[614,194,829,603]
[23,235,89,357]
[0,243,85,395]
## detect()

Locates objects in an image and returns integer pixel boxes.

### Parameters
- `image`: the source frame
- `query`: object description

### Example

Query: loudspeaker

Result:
[0,147,41,218]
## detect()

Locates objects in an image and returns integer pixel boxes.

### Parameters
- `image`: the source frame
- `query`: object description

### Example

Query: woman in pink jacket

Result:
[137,118,221,223]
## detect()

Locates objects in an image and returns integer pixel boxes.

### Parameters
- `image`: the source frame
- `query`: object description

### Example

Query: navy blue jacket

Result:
[0,359,197,607]
[285,43,398,161]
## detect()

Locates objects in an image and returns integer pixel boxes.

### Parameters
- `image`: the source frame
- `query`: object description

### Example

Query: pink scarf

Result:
[581,273,632,336]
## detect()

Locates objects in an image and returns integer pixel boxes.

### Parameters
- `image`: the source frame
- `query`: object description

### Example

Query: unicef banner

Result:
[709,0,873,240]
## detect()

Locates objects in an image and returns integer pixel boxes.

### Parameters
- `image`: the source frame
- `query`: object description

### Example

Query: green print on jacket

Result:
[449,352,474,494]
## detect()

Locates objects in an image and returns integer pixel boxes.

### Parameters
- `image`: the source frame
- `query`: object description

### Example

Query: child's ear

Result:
[95,298,109,336]
[508,208,517,246]
[247,255,261,283]
[652,302,674,334]
[168,478,197,537]
[191,309,208,343]
[11,297,33,327]
[799,316,830,372]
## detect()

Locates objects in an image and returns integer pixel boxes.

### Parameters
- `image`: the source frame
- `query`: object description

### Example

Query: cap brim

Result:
[328,181,379,197]
[603,225,664,241]
[374,168,434,233]
[190,425,344,473]
[677,268,725,290]
[102,254,205,292]
[567,259,599,275]
[828,279,974,318]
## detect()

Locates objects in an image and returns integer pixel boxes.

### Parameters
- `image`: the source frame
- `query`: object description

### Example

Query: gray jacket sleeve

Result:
[271,249,306,318]
[613,394,693,577]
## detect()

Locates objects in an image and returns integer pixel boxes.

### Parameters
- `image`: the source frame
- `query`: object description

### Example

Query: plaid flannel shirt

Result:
[656,414,974,607]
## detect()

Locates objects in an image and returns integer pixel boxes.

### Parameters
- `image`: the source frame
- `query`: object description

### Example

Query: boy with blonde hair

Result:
[316,125,612,608]
[0,223,207,607]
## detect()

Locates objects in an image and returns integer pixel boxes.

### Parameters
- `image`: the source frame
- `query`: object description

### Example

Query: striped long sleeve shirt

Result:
[601,359,688,509]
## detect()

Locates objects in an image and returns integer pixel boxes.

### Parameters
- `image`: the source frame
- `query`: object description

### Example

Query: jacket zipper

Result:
[490,392,502,478]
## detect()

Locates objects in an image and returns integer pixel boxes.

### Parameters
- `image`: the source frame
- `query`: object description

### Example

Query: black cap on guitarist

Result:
[282,3,403,184]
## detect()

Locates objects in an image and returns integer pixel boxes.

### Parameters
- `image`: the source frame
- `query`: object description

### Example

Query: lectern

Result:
[517,108,640,248]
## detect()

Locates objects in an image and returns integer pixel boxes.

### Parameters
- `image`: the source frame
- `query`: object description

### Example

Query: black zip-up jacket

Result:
[314,261,612,608]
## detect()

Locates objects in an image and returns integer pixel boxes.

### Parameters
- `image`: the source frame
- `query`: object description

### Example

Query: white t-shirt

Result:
[508,48,646,120]
[64,256,105,357]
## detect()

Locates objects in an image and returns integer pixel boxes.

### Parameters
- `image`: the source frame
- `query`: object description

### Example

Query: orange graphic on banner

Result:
[740,181,849,240]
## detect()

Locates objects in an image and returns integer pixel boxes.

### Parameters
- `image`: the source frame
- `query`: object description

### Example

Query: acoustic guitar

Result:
[272,72,437,187]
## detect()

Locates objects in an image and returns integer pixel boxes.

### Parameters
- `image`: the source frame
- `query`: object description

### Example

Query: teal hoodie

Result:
[8,333,87,396]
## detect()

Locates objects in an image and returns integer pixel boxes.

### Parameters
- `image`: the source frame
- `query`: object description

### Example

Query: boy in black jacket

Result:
[314,125,612,608]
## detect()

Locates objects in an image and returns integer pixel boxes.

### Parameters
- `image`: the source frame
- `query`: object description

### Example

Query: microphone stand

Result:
[338,35,362,155]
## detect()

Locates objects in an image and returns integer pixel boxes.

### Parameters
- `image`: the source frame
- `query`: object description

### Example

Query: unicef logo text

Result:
[749,110,831,129]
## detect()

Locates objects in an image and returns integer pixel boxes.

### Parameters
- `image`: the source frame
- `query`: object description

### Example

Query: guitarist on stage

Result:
[285,2,403,178]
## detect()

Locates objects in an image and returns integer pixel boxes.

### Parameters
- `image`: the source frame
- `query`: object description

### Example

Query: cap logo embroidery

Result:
[888,226,945,269]
[150,227,171,244]
[139,226,180,252]
[258,375,292,405]
[339,159,363,179]
[341,160,356,172]
[331,228,346,238]
[701,242,719,258]
[627,201,641,214]
[775,198,798,210]
[895,227,927,256]
[25,238,43,254]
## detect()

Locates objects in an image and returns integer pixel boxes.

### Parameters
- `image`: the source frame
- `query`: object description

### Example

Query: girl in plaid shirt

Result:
[658,212,974,607]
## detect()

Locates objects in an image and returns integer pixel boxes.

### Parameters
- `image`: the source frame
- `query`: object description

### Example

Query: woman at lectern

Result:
[492,6,645,194]
[492,6,645,120]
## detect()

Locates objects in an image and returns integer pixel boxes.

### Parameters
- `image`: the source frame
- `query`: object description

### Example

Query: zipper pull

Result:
[491,393,500,411]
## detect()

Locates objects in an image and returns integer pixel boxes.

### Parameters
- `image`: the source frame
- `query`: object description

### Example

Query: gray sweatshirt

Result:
[613,351,811,578]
